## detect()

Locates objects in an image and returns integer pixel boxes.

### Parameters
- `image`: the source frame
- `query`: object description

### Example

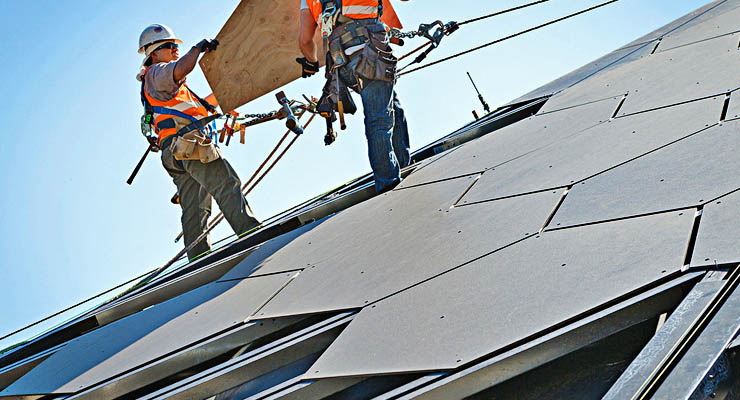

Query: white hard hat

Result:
[138,24,183,54]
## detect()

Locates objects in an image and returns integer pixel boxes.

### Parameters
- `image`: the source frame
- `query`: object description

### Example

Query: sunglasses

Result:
[153,42,178,52]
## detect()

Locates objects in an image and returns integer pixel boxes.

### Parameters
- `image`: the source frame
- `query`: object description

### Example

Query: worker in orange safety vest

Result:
[297,0,411,194]
[136,24,260,260]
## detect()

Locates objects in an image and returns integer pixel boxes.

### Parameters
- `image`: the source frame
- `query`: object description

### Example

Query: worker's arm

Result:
[173,47,200,82]
[174,39,219,82]
[299,9,319,62]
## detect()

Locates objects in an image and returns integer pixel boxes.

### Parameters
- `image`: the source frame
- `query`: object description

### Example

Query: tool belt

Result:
[327,18,398,88]
[168,115,222,164]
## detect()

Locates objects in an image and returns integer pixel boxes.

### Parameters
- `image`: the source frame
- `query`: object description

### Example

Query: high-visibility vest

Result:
[305,0,385,24]
[141,66,210,144]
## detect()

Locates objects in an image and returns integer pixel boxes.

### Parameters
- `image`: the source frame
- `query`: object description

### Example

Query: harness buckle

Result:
[320,4,338,38]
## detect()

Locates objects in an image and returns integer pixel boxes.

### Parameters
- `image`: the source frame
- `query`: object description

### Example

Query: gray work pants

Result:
[161,143,259,260]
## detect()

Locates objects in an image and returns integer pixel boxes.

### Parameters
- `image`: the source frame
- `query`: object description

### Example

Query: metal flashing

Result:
[0,273,294,396]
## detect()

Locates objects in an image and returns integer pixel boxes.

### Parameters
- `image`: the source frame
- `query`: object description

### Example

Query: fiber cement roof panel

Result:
[218,218,328,281]
[508,0,740,104]
[257,177,561,319]
[306,211,693,378]
[398,97,620,189]
[459,96,722,204]
[657,4,740,51]
[504,42,655,107]
[0,273,293,396]
[724,91,740,121]
[616,0,731,50]
[551,118,740,228]
[539,33,740,115]
[691,190,740,267]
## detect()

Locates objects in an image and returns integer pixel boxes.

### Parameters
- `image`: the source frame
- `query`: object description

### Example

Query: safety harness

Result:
[315,0,396,124]
[139,70,219,144]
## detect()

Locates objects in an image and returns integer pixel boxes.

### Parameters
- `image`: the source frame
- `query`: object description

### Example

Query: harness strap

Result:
[185,85,217,114]
[151,106,200,123]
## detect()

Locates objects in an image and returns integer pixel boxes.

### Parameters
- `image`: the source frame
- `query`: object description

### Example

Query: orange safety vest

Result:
[141,66,210,144]
[305,0,402,29]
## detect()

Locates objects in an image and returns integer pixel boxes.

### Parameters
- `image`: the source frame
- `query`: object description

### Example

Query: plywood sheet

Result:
[691,190,740,267]
[0,274,293,396]
[306,211,692,378]
[551,118,740,228]
[398,97,620,189]
[459,96,722,204]
[256,176,561,318]
[199,0,323,113]
[538,33,740,115]
[201,0,403,112]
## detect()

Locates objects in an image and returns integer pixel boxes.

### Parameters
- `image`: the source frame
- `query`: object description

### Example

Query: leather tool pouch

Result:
[171,131,222,164]
[353,24,397,82]
[328,20,397,93]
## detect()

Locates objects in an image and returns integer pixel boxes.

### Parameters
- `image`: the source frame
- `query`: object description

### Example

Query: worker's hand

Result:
[194,38,219,53]
[296,57,320,78]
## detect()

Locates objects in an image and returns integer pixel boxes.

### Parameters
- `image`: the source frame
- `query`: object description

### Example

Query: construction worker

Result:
[297,0,411,193]
[137,24,260,260]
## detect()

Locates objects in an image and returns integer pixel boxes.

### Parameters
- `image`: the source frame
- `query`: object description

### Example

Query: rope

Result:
[398,40,433,62]
[246,114,316,197]
[399,0,619,77]
[458,0,550,26]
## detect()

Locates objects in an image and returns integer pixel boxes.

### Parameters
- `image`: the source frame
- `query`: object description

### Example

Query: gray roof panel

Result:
[725,91,740,121]
[306,211,693,378]
[218,218,328,281]
[616,0,732,50]
[539,33,740,115]
[657,4,740,51]
[691,190,740,267]
[398,97,619,189]
[504,42,655,106]
[459,96,722,204]
[0,273,294,396]
[257,178,561,318]
[551,118,740,228]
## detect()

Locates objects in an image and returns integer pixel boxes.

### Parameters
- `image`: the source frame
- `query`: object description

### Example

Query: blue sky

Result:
[0,0,712,350]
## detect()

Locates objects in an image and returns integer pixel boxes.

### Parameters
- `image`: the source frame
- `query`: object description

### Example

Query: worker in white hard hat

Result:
[137,24,260,260]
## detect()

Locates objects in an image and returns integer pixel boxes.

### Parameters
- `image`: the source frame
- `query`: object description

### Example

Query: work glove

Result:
[194,38,219,53]
[296,57,320,78]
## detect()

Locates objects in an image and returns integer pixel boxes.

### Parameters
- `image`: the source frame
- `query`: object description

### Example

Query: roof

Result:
[2,0,740,398]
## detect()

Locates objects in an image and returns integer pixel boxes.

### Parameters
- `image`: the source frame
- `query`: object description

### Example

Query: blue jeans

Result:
[360,79,410,193]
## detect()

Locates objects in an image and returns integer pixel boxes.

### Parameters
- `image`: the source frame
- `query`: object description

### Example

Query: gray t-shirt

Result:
[144,61,185,102]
